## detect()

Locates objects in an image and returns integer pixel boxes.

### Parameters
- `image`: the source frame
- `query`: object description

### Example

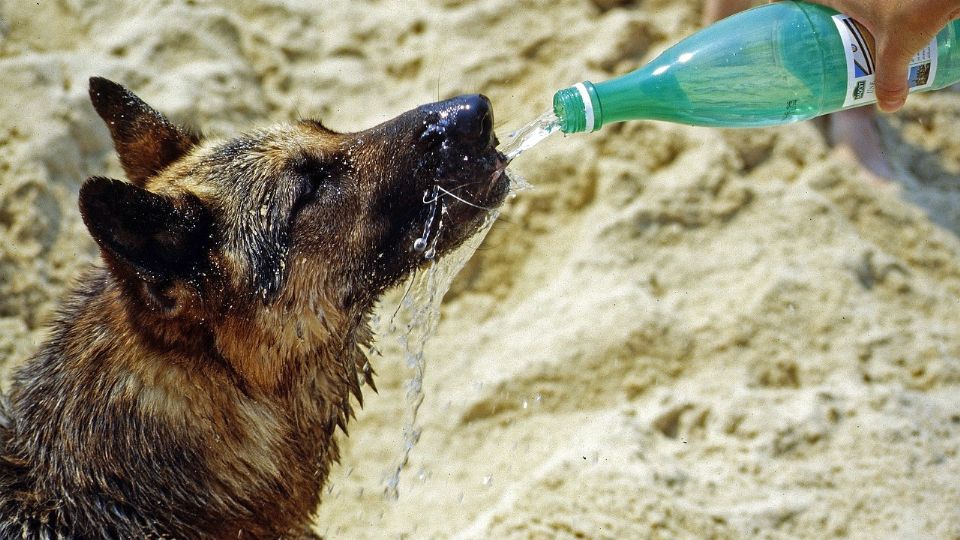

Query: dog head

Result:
[79,77,507,367]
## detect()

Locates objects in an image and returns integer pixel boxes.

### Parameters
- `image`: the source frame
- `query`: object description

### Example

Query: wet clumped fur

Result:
[0,77,507,538]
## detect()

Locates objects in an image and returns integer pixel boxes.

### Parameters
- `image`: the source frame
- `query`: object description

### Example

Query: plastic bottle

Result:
[553,1,960,132]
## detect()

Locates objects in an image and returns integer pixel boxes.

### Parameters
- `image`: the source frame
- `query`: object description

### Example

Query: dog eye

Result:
[304,169,334,194]
[292,158,338,200]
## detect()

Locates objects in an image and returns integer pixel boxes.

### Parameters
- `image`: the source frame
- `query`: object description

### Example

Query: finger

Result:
[872,40,913,112]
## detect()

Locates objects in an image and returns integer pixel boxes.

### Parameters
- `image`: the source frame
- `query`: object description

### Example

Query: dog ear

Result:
[88,77,200,186]
[79,177,212,283]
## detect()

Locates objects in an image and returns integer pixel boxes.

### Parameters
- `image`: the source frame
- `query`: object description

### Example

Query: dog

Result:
[0,77,507,539]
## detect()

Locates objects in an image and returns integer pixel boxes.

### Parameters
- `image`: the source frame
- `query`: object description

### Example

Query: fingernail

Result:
[878,96,906,112]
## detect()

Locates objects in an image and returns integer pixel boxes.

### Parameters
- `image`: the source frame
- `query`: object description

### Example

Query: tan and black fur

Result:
[0,77,507,539]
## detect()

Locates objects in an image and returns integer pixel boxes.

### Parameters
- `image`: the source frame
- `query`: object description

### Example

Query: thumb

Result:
[872,39,913,112]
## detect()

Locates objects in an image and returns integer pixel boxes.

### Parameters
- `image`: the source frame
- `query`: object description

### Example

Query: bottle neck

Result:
[553,81,602,133]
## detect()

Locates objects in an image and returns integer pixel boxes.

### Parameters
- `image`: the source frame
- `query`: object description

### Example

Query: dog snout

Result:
[421,94,495,148]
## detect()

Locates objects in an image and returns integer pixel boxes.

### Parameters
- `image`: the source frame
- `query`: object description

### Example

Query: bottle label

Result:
[832,14,938,108]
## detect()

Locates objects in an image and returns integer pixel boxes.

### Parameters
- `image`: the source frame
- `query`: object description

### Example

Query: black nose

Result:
[424,94,495,147]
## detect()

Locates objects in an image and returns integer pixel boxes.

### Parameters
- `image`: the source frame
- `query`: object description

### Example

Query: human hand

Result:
[811,0,960,112]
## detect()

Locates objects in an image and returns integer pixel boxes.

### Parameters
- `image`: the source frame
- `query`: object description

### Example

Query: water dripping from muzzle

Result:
[381,206,500,501]
[413,185,443,259]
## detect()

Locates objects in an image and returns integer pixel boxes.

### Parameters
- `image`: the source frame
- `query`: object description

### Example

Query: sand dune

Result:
[2,1,959,538]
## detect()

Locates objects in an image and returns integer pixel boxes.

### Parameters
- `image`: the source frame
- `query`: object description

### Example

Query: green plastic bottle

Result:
[553,1,960,132]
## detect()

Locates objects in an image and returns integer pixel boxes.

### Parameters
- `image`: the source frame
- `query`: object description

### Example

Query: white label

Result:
[832,14,938,108]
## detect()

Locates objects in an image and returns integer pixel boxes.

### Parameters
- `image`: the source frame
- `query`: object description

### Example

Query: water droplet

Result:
[413,238,428,252]
[482,474,493,487]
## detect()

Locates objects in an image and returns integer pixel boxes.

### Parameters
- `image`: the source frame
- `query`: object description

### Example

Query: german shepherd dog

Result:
[0,77,507,538]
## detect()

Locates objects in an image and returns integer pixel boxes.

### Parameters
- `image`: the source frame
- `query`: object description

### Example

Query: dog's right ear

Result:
[79,176,212,284]
[89,77,200,186]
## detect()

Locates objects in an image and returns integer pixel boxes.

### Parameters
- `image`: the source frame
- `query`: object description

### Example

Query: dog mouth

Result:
[419,95,508,205]
[408,153,506,258]
[486,153,509,197]
[454,150,509,206]
[430,140,508,220]
[399,96,509,260]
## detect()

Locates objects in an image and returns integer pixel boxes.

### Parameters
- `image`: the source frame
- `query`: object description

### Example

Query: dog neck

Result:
[8,265,370,537]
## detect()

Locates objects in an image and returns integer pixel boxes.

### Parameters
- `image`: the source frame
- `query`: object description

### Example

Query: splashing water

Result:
[499,110,561,163]
[380,209,500,500]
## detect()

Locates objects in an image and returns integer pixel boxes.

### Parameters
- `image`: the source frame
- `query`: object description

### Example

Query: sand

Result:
[2,0,960,538]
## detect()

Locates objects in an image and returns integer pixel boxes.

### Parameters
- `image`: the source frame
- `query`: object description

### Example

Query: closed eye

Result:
[290,155,349,209]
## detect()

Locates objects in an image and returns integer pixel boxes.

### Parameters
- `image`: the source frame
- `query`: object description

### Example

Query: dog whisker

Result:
[442,180,486,193]
[436,185,495,211]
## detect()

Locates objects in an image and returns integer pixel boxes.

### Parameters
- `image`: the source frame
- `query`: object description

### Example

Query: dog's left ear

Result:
[89,77,200,186]
[79,176,212,284]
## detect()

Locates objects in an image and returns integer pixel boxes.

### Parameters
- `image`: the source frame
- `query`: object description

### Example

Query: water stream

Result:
[500,110,561,163]
[378,110,559,499]
[381,210,500,500]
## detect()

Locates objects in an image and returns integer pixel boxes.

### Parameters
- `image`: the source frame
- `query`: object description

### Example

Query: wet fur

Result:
[0,78,506,538]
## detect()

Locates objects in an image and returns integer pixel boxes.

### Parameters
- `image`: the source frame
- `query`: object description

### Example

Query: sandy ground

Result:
[2,0,960,538]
